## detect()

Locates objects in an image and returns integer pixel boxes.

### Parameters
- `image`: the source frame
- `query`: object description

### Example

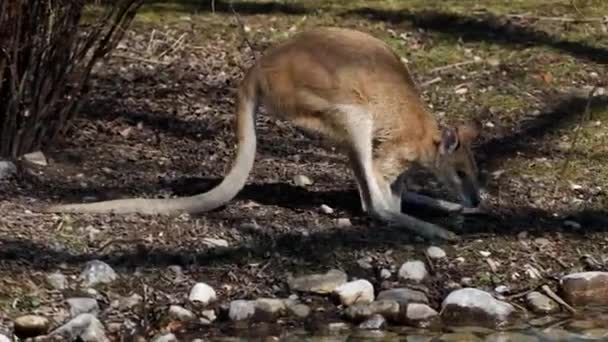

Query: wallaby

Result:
[46,27,482,241]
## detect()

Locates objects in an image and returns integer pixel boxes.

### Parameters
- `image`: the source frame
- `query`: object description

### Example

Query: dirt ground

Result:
[1,0,608,339]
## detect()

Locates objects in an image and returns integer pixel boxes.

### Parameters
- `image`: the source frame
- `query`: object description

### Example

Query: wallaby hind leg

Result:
[339,107,459,241]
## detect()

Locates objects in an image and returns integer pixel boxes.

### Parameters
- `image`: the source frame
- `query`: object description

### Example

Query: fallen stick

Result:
[505,14,604,23]
[420,76,442,87]
[541,284,576,315]
[402,191,463,213]
[429,60,480,74]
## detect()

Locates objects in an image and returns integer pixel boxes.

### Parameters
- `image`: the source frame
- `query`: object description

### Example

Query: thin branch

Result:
[429,60,481,74]
[541,284,576,315]
[229,1,257,61]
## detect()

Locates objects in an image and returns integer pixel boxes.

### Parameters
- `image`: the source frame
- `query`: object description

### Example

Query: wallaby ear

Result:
[457,119,481,144]
[440,128,459,155]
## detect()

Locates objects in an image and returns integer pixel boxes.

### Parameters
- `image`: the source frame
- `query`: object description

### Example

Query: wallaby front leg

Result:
[402,191,464,213]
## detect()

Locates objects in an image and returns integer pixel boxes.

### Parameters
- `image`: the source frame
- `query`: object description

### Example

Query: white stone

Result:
[293,174,313,187]
[333,279,375,306]
[0,335,10,342]
[188,282,217,305]
[80,260,117,287]
[152,333,177,342]
[67,297,99,317]
[201,238,229,247]
[0,160,16,180]
[168,305,195,322]
[23,151,47,166]
[406,303,438,321]
[288,269,347,294]
[398,260,428,282]
[229,300,256,321]
[441,288,514,327]
[380,269,392,279]
[426,246,447,259]
[50,313,108,342]
[46,272,68,290]
[320,204,334,214]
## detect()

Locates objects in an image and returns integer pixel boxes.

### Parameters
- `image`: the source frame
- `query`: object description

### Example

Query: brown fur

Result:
[45,27,481,241]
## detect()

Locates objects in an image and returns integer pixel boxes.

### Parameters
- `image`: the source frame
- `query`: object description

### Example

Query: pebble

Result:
[14,315,51,338]
[254,298,287,320]
[168,305,195,322]
[333,279,374,306]
[287,303,311,318]
[560,271,608,306]
[398,260,428,282]
[525,291,559,314]
[377,288,428,305]
[380,269,392,279]
[320,204,334,214]
[336,218,352,227]
[67,297,100,317]
[293,174,313,186]
[50,313,108,342]
[80,260,117,287]
[201,238,229,247]
[358,314,386,330]
[228,300,256,321]
[426,246,447,259]
[0,160,16,179]
[0,335,10,342]
[119,293,143,310]
[152,333,178,342]
[344,300,400,322]
[441,288,515,328]
[288,269,347,294]
[403,303,438,327]
[23,151,47,166]
[46,272,68,290]
[188,282,217,306]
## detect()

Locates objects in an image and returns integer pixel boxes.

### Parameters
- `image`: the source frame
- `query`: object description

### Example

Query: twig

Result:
[429,60,480,74]
[552,86,598,196]
[506,288,534,300]
[146,29,156,54]
[420,76,442,87]
[541,284,576,315]
[157,32,187,59]
[111,53,169,65]
[505,14,604,23]
[229,1,257,61]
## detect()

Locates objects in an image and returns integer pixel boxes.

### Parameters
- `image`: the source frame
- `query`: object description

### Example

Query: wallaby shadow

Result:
[342,8,608,65]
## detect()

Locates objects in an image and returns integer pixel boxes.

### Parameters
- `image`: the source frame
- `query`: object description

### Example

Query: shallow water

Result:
[188,307,608,341]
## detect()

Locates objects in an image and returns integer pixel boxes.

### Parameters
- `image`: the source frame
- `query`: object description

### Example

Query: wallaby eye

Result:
[457,170,467,179]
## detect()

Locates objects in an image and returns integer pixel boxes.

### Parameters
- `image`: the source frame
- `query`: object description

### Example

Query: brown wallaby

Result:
[46,27,482,241]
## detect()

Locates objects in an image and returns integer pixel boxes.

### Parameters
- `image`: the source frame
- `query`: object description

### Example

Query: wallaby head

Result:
[433,121,482,208]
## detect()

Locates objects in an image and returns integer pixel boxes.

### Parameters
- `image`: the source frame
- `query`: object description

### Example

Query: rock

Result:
[288,269,347,294]
[398,260,428,282]
[336,218,352,227]
[320,204,334,214]
[119,293,143,310]
[46,272,68,290]
[358,314,386,330]
[441,288,515,328]
[0,160,16,180]
[376,288,428,305]
[293,174,313,187]
[228,300,256,321]
[333,279,374,306]
[254,298,287,320]
[23,151,47,166]
[200,309,217,324]
[525,291,559,314]
[344,300,400,322]
[152,333,177,342]
[67,297,100,317]
[439,333,482,341]
[51,313,108,342]
[0,335,10,342]
[483,332,540,342]
[494,285,509,294]
[380,269,392,279]
[201,238,229,247]
[80,260,117,287]
[560,271,608,306]
[168,305,195,322]
[581,329,608,339]
[402,303,438,327]
[287,303,311,318]
[426,246,447,259]
[14,315,51,338]
[188,282,217,305]
[460,277,474,287]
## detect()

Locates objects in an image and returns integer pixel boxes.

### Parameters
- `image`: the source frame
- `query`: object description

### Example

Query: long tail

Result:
[45,69,259,215]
